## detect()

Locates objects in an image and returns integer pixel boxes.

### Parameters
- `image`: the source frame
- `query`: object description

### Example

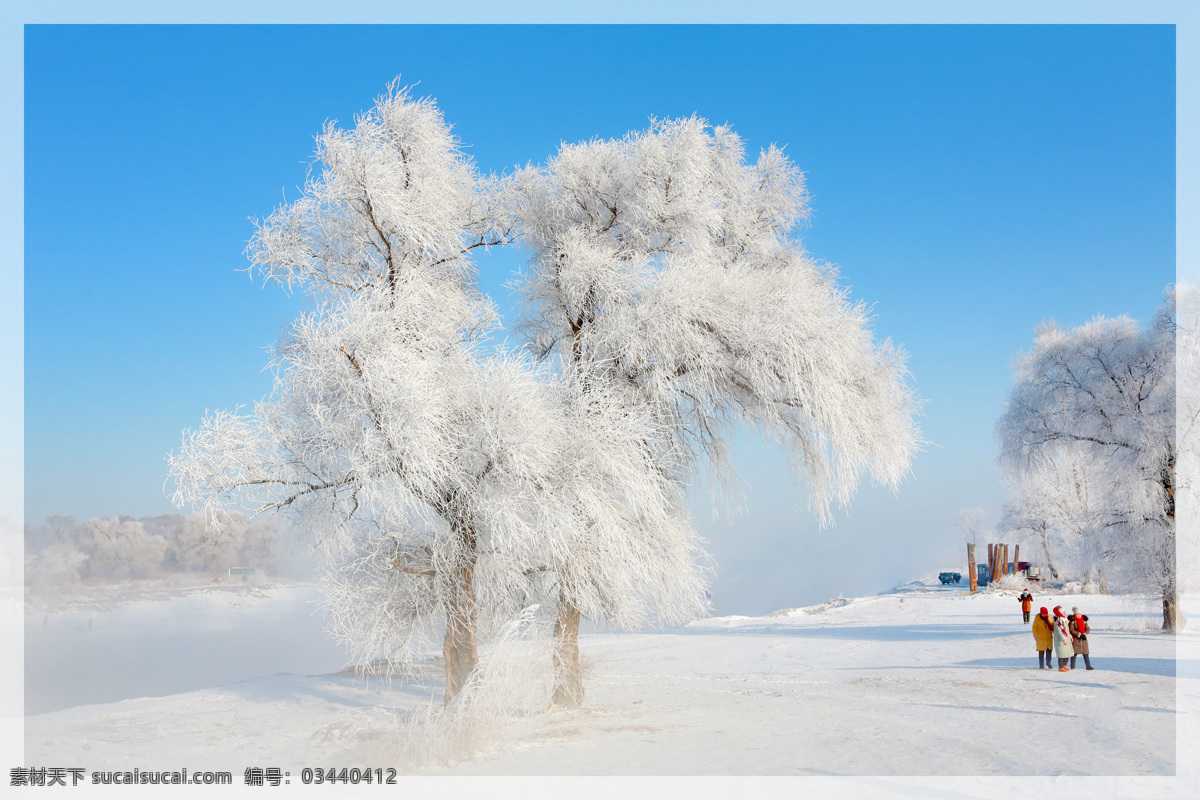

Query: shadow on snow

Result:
[958,656,1185,679]
[678,623,1017,642]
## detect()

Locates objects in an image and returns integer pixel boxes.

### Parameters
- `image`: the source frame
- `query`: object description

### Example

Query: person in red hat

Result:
[1052,606,1074,671]
[1032,607,1054,668]
[1069,606,1093,670]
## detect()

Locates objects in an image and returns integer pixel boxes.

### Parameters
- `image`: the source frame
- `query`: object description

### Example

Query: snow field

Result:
[22,584,1189,784]
[434,589,1178,775]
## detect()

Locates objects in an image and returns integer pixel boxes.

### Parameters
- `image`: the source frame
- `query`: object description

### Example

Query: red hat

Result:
[1040,607,1048,615]
[1053,607,1065,617]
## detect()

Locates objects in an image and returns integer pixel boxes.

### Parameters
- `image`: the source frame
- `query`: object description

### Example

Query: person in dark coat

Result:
[1068,606,1093,670]
[1032,607,1054,669]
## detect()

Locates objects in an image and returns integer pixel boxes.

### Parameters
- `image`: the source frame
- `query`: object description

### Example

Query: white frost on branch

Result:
[504,116,919,522]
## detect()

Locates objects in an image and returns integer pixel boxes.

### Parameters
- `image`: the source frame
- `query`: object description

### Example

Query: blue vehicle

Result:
[938,572,962,585]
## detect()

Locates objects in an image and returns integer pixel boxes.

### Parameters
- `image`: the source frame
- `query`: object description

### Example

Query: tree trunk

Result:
[1161,460,1182,631]
[443,524,479,705]
[552,596,584,706]
[1162,591,1185,632]
[1038,528,1058,582]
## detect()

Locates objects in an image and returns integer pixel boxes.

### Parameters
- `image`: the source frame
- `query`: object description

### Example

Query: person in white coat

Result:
[1052,606,1074,672]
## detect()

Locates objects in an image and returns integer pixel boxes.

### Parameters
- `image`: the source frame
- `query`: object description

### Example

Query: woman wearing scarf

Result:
[1032,607,1054,668]
[1052,606,1074,671]
[1069,606,1093,670]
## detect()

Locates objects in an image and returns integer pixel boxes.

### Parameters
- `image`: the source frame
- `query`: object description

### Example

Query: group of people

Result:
[1019,591,1093,671]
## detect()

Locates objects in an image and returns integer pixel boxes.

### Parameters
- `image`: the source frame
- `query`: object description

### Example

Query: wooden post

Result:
[1002,545,1009,578]
[1014,544,1021,577]
[987,544,994,584]
[967,543,977,592]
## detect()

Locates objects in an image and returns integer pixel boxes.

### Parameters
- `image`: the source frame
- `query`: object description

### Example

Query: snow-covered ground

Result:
[435,587,1182,776]
[19,581,1200,796]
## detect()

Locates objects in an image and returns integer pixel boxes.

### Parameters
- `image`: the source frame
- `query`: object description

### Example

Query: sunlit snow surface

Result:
[24,582,1192,777]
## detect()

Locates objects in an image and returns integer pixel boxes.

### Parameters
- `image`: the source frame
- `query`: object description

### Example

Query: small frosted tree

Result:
[997,295,1178,628]
[503,117,920,702]
[998,444,1112,589]
[28,540,88,589]
[954,508,988,550]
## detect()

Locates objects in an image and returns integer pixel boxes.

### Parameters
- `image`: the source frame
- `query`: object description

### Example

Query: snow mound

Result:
[765,596,851,617]
[878,572,967,595]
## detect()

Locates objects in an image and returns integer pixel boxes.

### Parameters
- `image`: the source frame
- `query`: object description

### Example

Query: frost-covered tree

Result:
[997,295,1178,628]
[25,516,86,588]
[140,514,186,570]
[25,514,78,554]
[998,443,1112,589]
[29,542,89,588]
[178,513,246,575]
[237,516,285,572]
[1177,283,1200,599]
[169,83,555,702]
[954,508,988,550]
[503,117,920,701]
[172,84,920,711]
[77,517,168,580]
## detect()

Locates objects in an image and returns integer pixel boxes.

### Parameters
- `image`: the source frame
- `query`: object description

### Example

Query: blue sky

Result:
[24,24,1175,612]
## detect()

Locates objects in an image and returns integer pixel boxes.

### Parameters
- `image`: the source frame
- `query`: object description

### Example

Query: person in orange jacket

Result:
[1032,607,1054,669]
[1018,590,1034,623]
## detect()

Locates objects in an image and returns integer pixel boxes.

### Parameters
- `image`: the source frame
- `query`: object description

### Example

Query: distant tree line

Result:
[24,512,300,587]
